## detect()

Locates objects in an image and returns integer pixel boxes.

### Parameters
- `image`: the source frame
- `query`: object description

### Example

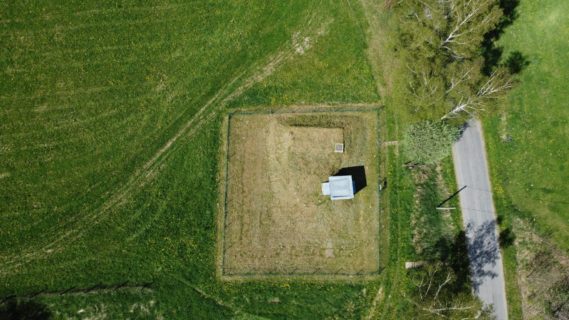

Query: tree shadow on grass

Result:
[482,0,530,75]
[0,298,52,320]
[499,227,516,248]
[428,231,472,293]
[426,221,503,293]
[504,51,530,74]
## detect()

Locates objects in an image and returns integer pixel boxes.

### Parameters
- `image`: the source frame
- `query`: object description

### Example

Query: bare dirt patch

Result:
[219,110,381,277]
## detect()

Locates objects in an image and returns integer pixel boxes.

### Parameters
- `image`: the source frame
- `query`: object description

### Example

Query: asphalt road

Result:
[452,119,508,320]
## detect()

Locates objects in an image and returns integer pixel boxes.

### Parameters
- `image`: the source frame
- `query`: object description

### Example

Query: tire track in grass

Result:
[9,50,286,272]
[1,92,187,238]
[72,4,189,17]
[0,4,189,25]
[5,109,138,144]
[365,286,384,320]
[0,19,332,274]
[4,41,168,59]
[5,55,164,75]
[121,18,334,243]
[0,16,189,37]
[0,71,245,274]
[2,97,153,152]
[0,84,139,102]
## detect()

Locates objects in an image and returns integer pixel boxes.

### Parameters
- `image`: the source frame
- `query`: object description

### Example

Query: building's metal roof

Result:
[321,175,354,200]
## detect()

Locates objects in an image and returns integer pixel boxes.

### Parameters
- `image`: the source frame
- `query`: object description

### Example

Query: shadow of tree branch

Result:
[465,220,501,290]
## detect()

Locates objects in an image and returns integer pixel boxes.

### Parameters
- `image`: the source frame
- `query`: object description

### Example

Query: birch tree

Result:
[395,0,515,121]
[440,0,503,59]
[442,67,514,119]
[408,263,494,319]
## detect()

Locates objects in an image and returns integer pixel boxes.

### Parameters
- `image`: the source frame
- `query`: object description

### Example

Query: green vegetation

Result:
[491,191,524,319]
[484,0,569,252]
[221,110,382,277]
[394,0,514,122]
[365,0,513,318]
[483,0,569,317]
[3,0,560,318]
[0,298,52,319]
[511,217,569,319]
[0,1,382,318]
[375,110,486,319]
[402,121,459,164]
[404,163,489,319]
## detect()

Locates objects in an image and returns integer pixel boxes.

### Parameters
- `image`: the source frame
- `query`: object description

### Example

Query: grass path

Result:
[358,1,410,318]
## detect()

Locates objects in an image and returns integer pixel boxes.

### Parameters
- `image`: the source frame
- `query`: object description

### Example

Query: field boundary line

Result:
[217,107,383,281]
[169,274,239,313]
[228,102,382,115]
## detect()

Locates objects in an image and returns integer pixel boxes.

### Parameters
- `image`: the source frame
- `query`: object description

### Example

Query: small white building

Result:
[321,175,355,200]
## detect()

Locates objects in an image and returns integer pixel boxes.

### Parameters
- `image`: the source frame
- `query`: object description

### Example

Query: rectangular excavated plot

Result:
[219,110,381,278]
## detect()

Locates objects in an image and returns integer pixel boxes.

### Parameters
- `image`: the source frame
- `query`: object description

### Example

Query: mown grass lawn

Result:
[0,1,384,318]
[484,0,569,251]
[483,2,569,315]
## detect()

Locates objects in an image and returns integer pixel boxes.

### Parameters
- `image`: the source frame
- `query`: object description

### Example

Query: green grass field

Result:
[0,0,519,318]
[484,0,569,251]
[0,1,387,318]
[483,2,569,315]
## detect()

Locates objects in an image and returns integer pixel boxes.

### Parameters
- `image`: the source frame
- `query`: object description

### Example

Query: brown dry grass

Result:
[219,110,381,277]
[514,218,569,319]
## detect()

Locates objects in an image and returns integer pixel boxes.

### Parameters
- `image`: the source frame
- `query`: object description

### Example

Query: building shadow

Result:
[334,166,367,194]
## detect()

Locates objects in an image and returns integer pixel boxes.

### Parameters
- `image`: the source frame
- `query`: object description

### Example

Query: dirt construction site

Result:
[218,108,382,278]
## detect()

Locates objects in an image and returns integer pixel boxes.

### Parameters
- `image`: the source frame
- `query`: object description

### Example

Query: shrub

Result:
[403,121,459,164]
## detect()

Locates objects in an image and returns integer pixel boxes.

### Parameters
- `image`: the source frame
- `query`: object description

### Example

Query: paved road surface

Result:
[452,119,508,320]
